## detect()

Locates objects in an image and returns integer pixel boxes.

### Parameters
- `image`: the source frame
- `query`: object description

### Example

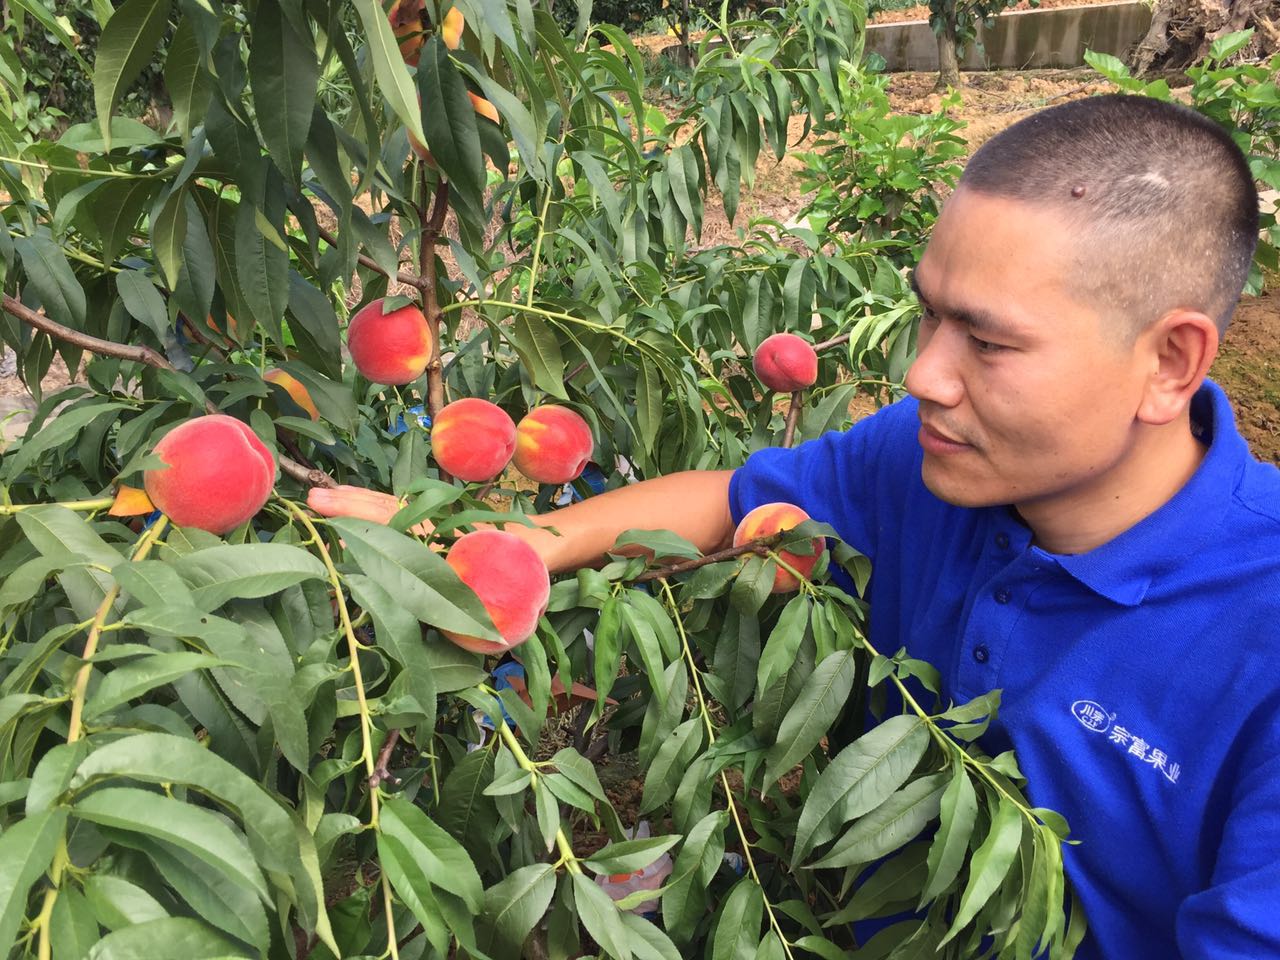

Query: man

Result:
[315,95,1275,958]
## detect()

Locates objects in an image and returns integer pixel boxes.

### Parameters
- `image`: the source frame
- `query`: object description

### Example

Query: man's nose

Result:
[904,323,964,408]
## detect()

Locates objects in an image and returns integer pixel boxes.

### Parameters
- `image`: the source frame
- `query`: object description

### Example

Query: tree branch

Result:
[783,390,802,448]
[813,331,850,352]
[369,729,401,788]
[2,294,333,488]
[313,223,428,291]
[633,531,786,583]
[422,176,451,427]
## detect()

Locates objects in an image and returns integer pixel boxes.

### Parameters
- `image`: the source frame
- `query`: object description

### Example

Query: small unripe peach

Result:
[441,6,464,48]
[431,398,516,482]
[513,406,594,485]
[732,502,824,593]
[753,333,818,393]
[264,368,319,421]
[347,298,433,386]
[388,0,426,65]
[144,415,276,535]
[441,529,551,654]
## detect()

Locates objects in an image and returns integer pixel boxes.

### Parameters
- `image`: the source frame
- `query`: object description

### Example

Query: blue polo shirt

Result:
[729,380,1280,960]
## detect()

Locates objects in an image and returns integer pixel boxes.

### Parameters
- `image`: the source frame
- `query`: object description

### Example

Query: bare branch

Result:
[783,390,802,448]
[313,223,428,291]
[634,531,786,583]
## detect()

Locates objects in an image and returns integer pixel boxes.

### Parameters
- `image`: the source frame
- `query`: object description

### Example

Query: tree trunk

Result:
[936,14,961,90]
[1130,0,1278,73]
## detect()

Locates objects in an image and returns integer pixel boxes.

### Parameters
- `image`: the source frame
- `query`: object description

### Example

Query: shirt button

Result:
[995,588,1011,604]
[995,532,1010,550]
[973,645,989,663]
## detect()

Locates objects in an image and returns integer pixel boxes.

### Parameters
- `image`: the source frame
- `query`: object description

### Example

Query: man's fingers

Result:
[307,484,400,524]
[307,484,435,538]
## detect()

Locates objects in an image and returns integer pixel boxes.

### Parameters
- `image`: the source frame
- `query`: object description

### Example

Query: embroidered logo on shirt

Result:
[1070,699,1182,784]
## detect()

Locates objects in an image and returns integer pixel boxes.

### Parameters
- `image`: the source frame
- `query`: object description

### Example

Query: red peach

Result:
[512,405,594,485]
[469,92,499,125]
[732,502,824,593]
[264,368,320,421]
[431,398,516,482]
[388,0,426,66]
[441,529,550,654]
[347,298,433,386]
[753,333,818,393]
[143,415,276,535]
[441,6,464,49]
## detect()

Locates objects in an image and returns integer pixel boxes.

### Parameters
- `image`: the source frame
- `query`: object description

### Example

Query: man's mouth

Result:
[918,422,972,454]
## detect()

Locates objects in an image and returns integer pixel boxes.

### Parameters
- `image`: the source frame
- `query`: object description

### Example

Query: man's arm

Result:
[307,470,737,575]
[509,469,736,574]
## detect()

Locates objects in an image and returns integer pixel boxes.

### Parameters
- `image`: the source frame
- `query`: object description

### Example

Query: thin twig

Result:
[782,390,802,448]
[2,295,334,489]
[633,531,785,583]
[813,331,851,352]
[313,223,428,291]
[422,176,451,425]
[370,729,402,788]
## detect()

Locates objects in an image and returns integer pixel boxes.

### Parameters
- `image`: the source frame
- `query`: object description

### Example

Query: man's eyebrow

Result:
[909,269,1020,339]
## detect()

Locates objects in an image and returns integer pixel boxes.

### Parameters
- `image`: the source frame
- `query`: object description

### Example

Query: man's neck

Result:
[1019,415,1208,556]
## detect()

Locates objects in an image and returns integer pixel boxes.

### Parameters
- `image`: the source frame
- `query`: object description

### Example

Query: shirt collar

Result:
[1005,380,1248,606]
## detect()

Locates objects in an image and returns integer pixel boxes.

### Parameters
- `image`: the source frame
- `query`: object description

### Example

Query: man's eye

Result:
[970,334,1003,353]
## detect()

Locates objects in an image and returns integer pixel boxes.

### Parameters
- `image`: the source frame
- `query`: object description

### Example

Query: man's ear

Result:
[1136,308,1219,426]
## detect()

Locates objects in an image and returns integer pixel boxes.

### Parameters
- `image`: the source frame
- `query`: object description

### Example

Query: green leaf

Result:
[711,877,763,960]
[763,650,857,788]
[150,188,188,290]
[344,574,436,713]
[572,872,632,960]
[811,773,949,869]
[118,270,171,341]
[641,717,704,814]
[351,0,425,146]
[939,796,1024,945]
[171,543,326,610]
[329,519,500,643]
[730,554,775,617]
[69,733,299,874]
[548,748,608,803]
[920,760,978,905]
[165,18,210,140]
[14,235,87,329]
[86,917,241,960]
[419,37,485,220]
[93,0,172,150]
[507,312,568,400]
[583,835,681,876]
[0,808,69,952]
[3,402,128,484]
[825,842,930,925]
[50,883,98,960]
[71,787,269,899]
[661,810,727,944]
[83,875,169,930]
[381,796,485,913]
[794,715,930,863]
[757,594,809,695]
[83,652,226,720]
[130,834,270,949]
[619,912,682,960]
[249,3,318,189]
[476,863,556,956]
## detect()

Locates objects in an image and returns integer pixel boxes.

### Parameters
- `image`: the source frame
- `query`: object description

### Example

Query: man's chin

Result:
[920,461,1004,508]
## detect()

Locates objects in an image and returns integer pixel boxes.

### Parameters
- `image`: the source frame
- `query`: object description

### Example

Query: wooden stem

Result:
[634,531,785,583]
[421,176,451,425]
[783,390,802,448]
[313,223,428,291]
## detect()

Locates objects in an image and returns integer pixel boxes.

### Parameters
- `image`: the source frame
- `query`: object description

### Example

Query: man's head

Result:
[905,95,1259,549]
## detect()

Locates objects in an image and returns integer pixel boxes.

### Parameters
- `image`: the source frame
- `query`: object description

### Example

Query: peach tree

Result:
[0,1,1085,958]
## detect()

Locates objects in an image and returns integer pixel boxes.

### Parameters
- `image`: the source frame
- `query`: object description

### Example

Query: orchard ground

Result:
[5,61,1277,460]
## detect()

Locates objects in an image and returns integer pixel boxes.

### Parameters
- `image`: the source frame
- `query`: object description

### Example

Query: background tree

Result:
[927,0,1035,89]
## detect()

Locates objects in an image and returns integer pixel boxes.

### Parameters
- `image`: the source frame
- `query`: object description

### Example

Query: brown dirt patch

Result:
[1210,285,1280,464]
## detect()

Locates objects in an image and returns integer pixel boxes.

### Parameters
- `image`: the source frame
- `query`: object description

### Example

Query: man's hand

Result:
[307,484,434,537]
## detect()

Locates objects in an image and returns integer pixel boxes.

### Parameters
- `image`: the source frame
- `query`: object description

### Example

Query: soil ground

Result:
[3,55,1278,462]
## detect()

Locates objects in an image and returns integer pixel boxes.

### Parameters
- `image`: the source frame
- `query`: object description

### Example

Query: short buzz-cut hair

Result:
[958,94,1259,337]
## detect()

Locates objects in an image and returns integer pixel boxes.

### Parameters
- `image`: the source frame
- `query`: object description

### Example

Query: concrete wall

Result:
[864,1,1153,72]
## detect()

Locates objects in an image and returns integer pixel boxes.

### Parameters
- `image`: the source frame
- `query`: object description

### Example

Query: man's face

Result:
[905,189,1151,516]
